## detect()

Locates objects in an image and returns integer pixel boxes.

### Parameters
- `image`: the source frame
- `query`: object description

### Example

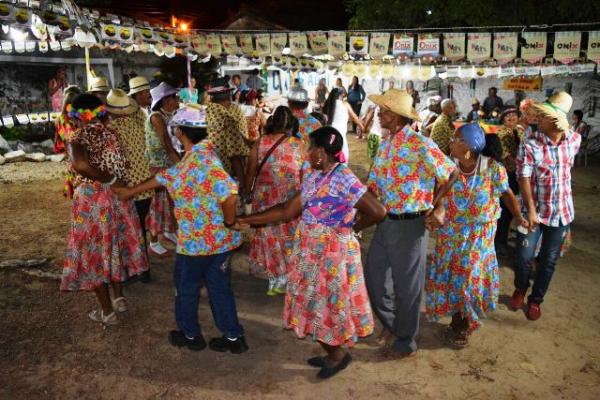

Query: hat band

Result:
[107,103,131,109]
[130,83,150,90]
[543,101,568,116]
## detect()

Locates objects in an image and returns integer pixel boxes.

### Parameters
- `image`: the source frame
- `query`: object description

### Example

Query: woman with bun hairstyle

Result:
[243,106,304,295]
[237,126,386,379]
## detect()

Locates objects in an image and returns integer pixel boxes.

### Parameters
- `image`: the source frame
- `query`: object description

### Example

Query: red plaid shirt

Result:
[517,130,581,227]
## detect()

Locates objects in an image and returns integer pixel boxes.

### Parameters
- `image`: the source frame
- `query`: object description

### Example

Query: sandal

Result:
[149,242,169,257]
[89,310,119,326]
[444,326,469,349]
[163,231,178,245]
[112,297,128,313]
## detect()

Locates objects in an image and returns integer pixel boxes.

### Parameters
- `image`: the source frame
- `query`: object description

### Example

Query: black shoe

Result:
[139,270,151,283]
[208,336,249,354]
[169,330,206,351]
[317,353,352,379]
[307,356,327,367]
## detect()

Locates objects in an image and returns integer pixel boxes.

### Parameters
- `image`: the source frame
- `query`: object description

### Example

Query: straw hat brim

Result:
[89,87,110,93]
[106,100,139,116]
[128,84,150,96]
[532,103,570,131]
[368,93,421,121]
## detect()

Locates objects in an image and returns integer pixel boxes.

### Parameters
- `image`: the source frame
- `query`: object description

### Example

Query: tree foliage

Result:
[346,0,600,29]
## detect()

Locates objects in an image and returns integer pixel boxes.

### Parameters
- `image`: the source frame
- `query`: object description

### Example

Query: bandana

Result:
[459,123,485,153]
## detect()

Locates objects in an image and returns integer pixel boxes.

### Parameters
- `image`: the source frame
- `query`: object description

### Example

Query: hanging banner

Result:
[493,32,517,64]
[238,34,254,56]
[369,32,390,59]
[502,76,543,91]
[520,32,547,63]
[191,34,207,55]
[255,33,270,57]
[443,33,465,61]
[206,34,222,55]
[587,31,600,63]
[349,34,369,56]
[289,32,308,56]
[417,34,440,57]
[392,34,414,57]
[221,34,239,55]
[307,31,328,55]
[553,31,581,64]
[270,32,287,56]
[467,33,491,62]
[328,31,346,58]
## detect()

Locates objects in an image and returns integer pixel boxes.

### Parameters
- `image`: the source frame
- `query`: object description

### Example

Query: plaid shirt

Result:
[517,130,581,227]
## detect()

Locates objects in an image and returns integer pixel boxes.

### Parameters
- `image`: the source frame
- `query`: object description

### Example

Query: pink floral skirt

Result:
[283,221,374,347]
[61,183,148,291]
[147,188,176,237]
[249,219,298,279]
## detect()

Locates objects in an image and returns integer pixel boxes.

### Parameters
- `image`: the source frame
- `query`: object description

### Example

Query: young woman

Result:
[238,126,386,379]
[61,94,148,325]
[322,89,365,162]
[244,106,304,295]
[314,78,329,112]
[347,76,366,134]
[425,123,527,348]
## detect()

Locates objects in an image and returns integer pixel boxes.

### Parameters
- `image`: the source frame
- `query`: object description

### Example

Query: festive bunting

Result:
[467,33,491,62]
[191,34,207,55]
[270,32,287,56]
[443,33,465,61]
[307,31,328,55]
[417,34,440,57]
[392,34,414,57]
[587,31,600,64]
[554,31,581,64]
[255,33,270,57]
[289,32,308,56]
[205,33,222,55]
[520,32,547,63]
[238,34,254,56]
[369,32,390,59]
[327,31,346,58]
[221,34,239,55]
[349,34,369,56]
[493,32,517,64]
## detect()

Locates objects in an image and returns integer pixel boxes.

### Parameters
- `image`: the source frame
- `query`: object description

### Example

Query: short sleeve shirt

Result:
[111,110,153,200]
[301,163,366,228]
[144,111,173,169]
[155,141,242,255]
[207,102,250,176]
[430,114,454,155]
[497,125,525,174]
[368,125,456,214]
[293,110,322,142]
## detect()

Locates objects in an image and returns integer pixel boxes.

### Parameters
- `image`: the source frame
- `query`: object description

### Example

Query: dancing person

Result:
[238,126,386,379]
[483,87,504,117]
[430,99,457,155]
[512,92,581,321]
[425,123,527,348]
[207,78,249,192]
[144,82,180,261]
[60,94,148,326]
[113,105,248,353]
[54,85,81,198]
[366,89,458,357]
[322,88,364,162]
[240,89,263,144]
[287,87,322,142]
[495,108,525,254]
[314,78,329,112]
[243,106,304,295]
[347,76,366,134]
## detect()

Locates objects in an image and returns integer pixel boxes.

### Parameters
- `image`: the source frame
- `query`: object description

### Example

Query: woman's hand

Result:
[425,205,445,231]
[517,216,529,230]
[526,209,540,232]
[111,185,134,200]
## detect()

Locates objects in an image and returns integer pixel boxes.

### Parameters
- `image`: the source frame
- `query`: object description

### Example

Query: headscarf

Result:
[458,123,485,153]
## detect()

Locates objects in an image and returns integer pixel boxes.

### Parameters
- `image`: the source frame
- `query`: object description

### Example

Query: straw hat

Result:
[105,89,139,115]
[128,76,150,96]
[368,89,421,121]
[533,91,572,131]
[471,97,480,105]
[150,82,179,111]
[88,76,110,93]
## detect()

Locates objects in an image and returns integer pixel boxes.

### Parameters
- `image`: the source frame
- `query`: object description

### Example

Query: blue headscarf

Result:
[458,123,486,153]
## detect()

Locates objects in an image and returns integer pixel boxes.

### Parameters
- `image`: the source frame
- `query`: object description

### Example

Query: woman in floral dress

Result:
[244,106,304,295]
[61,94,148,326]
[425,123,527,347]
[238,126,386,379]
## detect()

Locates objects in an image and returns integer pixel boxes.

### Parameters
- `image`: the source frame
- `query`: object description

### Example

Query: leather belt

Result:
[387,211,427,220]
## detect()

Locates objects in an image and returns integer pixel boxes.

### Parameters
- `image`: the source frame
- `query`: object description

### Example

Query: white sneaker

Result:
[163,231,178,245]
[149,241,169,256]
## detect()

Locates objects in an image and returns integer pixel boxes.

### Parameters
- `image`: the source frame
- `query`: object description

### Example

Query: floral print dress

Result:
[284,163,374,347]
[61,122,148,291]
[249,135,304,281]
[426,156,508,331]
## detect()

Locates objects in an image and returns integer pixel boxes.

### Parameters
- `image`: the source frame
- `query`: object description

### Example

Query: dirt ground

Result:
[1,135,599,399]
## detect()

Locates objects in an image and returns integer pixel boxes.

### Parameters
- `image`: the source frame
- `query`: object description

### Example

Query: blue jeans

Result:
[174,252,244,339]
[514,223,569,304]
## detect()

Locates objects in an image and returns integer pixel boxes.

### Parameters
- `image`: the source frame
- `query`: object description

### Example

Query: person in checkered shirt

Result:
[511,92,581,321]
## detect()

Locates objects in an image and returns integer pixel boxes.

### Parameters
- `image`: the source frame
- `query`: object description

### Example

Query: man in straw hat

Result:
[511,91,581,321]
[365,89,458,357]
[206,77,249,191]
[105,89,154,280]
[88,76,111,104]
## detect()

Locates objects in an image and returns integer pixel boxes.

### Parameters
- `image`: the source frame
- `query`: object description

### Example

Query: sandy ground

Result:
[1,135,599,399]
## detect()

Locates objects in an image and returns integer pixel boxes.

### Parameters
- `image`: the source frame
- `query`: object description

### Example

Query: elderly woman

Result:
[61,94,148,325]
[425,123,526,348]
[238,127,386,379]
[243,106,304,295]
[144,82,181,260]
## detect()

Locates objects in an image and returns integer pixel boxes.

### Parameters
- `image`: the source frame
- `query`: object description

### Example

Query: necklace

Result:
[458,155,480,176]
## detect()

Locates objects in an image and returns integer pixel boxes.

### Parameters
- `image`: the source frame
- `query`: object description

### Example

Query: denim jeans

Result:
[495,171,519,247]
[174,252,244,339]
[514,223,570,304]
